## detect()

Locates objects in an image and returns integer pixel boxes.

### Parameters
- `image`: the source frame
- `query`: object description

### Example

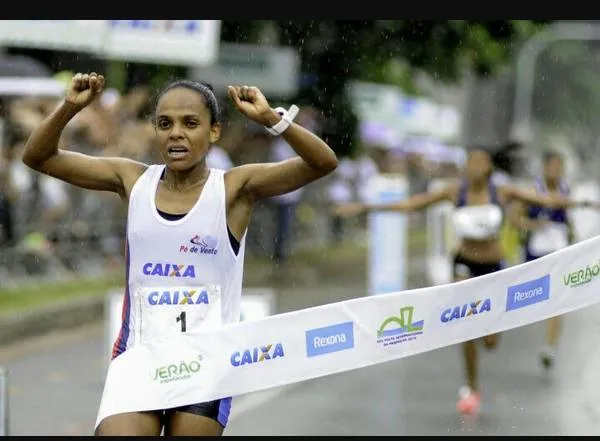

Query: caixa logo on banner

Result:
[440,298,491,323]
[230,343,285,367]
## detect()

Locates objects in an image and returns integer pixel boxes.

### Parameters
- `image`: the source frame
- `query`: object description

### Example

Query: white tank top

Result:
[112,164,246,356]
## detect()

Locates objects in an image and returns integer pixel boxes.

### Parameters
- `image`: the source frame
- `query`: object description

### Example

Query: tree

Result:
[531,39,600,175]
[220,20,553,157]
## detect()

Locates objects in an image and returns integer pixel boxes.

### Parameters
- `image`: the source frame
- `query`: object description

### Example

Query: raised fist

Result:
[227,85,275,126]
[65,72,105,110]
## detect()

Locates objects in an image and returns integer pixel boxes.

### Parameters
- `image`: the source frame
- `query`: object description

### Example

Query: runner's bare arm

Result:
[225,85,338,202]
[499,184,584,209]
[21,73,147,197]
[229,130,337,202]
[332,182,457,217]
[506,200,542,231]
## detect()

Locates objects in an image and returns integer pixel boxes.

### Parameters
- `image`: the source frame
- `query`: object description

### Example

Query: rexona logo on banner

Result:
[563,259,600,288]
[506,275,550,311]
[305,321,355,358]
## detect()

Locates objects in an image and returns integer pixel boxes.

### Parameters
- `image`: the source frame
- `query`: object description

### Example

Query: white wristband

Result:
[265,104,300,136]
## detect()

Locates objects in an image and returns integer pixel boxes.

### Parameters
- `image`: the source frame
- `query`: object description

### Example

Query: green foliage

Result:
[535,41,600,124]
[0,271,124,315]
[347,20,551,84]
[219,20,553,157]
[532,40,600,161]
[219,21,266,45]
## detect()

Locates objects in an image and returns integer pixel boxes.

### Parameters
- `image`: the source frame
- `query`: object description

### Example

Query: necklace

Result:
[163,169,210,192]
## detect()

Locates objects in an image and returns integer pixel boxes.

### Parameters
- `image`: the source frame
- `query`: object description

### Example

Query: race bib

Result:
[133,285,222,345]
[529,222,569,256]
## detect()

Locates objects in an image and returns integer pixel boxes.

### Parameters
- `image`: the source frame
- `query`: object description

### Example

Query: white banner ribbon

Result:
[96,234,600,428]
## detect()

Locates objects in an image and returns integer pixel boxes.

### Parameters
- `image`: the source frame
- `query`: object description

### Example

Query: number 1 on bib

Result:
[176,311,187,333]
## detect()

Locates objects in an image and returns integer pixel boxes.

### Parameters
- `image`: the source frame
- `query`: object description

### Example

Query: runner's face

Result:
[465,150,492,183]
[544,156,563,183]
[154,88,220,171]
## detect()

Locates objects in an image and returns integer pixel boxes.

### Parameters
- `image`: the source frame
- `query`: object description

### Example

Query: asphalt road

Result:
[3,253,600,435]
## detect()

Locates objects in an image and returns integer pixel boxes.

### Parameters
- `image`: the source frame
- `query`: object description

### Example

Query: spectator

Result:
[326,150,380,244]
[268,106,322,266]
[206,144,234,170]
[268,136,305,267]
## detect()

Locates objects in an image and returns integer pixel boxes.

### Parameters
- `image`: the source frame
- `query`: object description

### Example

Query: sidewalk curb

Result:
[0,295,105,346]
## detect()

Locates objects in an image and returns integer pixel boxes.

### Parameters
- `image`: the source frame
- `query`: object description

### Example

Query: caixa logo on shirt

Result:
[179,235,219,255]
[147,289,209,305]
[142,262,196,278]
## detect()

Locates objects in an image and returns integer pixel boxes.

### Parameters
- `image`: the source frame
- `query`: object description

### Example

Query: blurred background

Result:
[2,20,600,436]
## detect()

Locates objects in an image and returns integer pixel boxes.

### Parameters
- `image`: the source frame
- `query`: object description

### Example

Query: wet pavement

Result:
[2,248,600,436]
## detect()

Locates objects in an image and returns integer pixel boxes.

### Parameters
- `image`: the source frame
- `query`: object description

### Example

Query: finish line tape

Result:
[96,234,600,427]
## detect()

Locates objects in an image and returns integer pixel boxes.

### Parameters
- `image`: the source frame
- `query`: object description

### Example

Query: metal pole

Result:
[0,366,8,436]
[511,22,598,143]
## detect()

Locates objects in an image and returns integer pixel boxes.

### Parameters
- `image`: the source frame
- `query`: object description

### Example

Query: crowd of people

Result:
[0,82,345,284]
[0,71,473,287]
